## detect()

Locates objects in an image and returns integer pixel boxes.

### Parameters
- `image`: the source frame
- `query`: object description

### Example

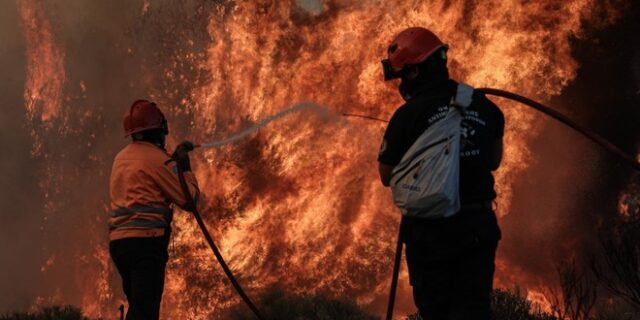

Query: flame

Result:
[618,170,640,221]
[17,1,73,312]
[15,1,624,319]
[40,255,56,273]
[618,148,640,220]
[526,289,553,315]
[17,1,65,130]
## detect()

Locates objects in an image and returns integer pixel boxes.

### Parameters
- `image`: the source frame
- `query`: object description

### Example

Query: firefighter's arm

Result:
[490,99,505,171]
[154,161,202,212]
[378,109,404,188]
[490,139,503,171]
[379,163,394,187]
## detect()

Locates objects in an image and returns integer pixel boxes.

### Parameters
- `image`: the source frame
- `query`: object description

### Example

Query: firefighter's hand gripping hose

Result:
[344,87,640,320]
[164,103,329,319]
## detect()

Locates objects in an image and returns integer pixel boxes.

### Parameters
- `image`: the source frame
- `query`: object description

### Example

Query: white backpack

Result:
[390,83,474,219]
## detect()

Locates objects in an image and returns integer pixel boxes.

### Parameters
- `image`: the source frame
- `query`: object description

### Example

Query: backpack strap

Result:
[451,83,474,108]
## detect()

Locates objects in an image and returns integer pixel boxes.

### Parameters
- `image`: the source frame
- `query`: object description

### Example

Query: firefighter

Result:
[109,99,200,320]
[378,27,504,320]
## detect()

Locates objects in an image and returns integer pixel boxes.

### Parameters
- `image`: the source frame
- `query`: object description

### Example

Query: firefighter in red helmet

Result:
[109,100,200,319]
[379,27,504,319]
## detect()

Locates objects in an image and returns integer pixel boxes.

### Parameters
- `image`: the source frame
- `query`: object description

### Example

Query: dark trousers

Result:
[109,234,170,320]
[403,208,501,320]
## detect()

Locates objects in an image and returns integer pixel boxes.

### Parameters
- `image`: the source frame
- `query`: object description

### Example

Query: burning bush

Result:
[490,289,556,320]
[405,289,558,320]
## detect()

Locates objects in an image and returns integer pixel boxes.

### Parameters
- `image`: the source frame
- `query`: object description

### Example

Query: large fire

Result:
[10,0,627,319]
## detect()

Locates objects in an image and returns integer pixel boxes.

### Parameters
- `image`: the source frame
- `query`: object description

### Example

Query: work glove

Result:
[172,141,195,172]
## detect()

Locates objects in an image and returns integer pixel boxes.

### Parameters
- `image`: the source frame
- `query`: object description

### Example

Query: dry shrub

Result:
[492,289,557,320]
[225,287,378,320]
[0,305,88,320]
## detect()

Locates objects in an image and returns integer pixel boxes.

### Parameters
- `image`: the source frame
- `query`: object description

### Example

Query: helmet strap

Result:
[397,56,449,101]
[131,128,167,151]
[398,80,413,101]
[382,59,401,81]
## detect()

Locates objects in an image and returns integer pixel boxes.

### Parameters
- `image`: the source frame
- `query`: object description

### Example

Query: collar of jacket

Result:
[409,78,455,99]
[132,140,167,153]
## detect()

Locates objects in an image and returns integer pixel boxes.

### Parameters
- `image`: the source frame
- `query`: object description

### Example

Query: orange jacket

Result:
[109,141,200,241]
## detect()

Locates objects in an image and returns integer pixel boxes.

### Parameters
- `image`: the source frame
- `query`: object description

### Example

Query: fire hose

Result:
[345,88,640,171]
[344,87,640,320]
[175,164,266,320]
[477,88,640,171]
[161,103,320,320]
[169,88,637,320]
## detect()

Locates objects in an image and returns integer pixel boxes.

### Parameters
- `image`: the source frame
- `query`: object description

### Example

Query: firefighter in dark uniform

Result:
[378,27,505,320]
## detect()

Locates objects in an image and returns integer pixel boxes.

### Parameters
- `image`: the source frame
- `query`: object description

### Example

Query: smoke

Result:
[497,0,640,293]
[0,0,206,314]
[296,0,324,15]
[0,0,47,311]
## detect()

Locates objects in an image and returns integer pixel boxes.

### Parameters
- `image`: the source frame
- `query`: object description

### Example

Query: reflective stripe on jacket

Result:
[109,141,200,241]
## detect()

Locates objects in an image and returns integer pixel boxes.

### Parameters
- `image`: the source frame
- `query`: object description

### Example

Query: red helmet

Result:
[123,99,167,136]
[382,27,446,80]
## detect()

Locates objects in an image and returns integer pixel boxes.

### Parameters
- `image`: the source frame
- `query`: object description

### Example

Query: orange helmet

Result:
[382,27,446,80]
[123,100,168,136]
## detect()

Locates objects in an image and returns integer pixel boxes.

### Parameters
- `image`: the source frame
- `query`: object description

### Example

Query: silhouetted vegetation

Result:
[491,289,557,320]
[0,305,88,320]
[229,287,559,320]
[547,260,597,320]
[226,287,378,320]
[592,203,640,310]
[4,288,639,319]
[595,298,636,320]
